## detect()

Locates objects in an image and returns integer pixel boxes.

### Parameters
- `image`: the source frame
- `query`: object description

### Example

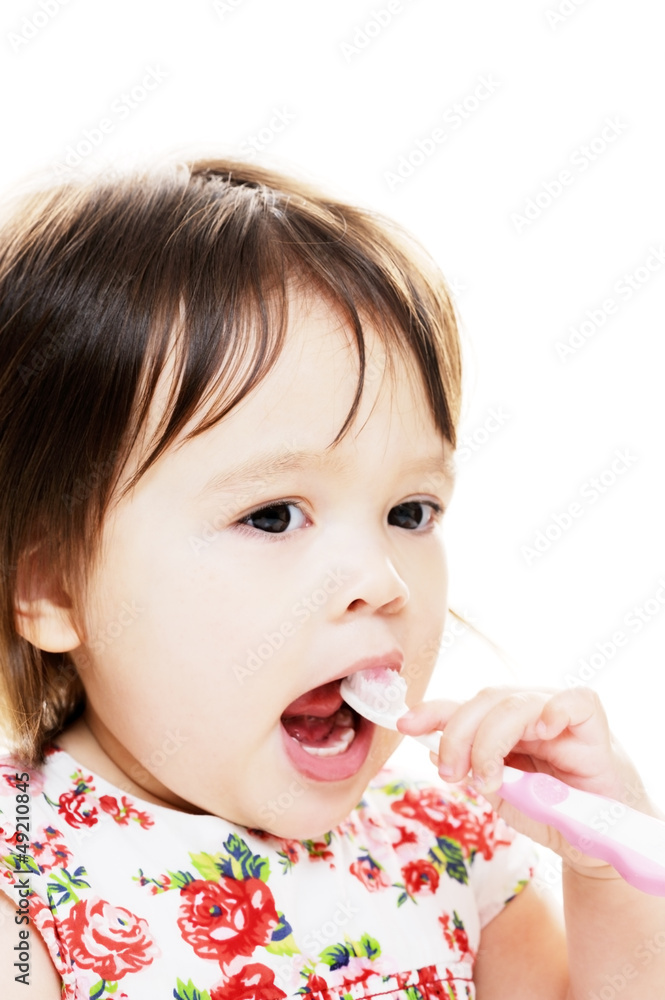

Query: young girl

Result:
[0,157,662,999]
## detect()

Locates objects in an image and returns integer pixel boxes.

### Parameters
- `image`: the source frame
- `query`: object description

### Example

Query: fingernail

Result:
[399,709,416,722]
[438,763,455,778]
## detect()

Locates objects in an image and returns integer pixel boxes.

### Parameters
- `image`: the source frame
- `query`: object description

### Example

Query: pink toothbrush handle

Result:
[498,769,665,896]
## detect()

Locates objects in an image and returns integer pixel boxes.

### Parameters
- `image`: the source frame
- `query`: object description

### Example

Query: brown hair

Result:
[0,156,463,766]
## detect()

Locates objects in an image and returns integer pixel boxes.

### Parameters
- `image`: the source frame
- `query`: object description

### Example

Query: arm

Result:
[474,881,569,998]
[562,857,665,999]
[0,890,62,998]
[399,685,665,997]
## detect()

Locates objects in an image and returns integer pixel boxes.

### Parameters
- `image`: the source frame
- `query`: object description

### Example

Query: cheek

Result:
[404,538,449,701]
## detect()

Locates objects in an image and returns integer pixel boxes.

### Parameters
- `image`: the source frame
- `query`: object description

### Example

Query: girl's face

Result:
[71,292,456,838]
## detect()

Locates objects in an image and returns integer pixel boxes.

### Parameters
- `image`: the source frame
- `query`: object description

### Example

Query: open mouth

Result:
[281,704,357,757]
[280,680,373,781]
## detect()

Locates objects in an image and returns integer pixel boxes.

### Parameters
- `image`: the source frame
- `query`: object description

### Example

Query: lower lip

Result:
[280,713,374,782]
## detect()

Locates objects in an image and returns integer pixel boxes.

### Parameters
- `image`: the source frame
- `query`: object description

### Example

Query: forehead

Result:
[121,288,447,499]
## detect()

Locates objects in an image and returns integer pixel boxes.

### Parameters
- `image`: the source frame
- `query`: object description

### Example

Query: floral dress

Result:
[0,746,537,999]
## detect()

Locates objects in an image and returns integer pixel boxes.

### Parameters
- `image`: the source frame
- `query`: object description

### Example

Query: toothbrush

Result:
[340,668,665,896]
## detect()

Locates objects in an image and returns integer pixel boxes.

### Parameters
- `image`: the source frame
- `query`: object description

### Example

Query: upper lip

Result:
[334,651,404,683]
[281,651,404,718]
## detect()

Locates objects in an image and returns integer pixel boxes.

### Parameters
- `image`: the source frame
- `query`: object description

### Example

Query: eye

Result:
[388,500,443,531]
[237,501,307,536]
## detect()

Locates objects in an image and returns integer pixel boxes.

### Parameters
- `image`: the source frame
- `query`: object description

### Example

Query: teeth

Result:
[300,726,356,757]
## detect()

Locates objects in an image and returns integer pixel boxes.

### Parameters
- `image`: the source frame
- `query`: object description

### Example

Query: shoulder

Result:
[357,765,539,921]
[361,764,515,850]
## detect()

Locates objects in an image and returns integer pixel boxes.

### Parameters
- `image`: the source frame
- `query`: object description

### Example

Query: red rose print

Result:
[211,963,287,1000]
[391,824,418,850]
[99,794,154,829]
[177,877,279,965]
[59,898,159,980]
[439,912,471,959]
[402,859,440,895]
[349,856,391,891]
[392,788,506,860]
[31,830,73,873]
[302,973,328,993]
[454,925,470,955]
[57,789,98,829]
[304,839,334,862]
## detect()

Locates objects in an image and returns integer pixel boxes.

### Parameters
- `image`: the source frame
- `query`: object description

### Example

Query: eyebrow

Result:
[195,447,456,503]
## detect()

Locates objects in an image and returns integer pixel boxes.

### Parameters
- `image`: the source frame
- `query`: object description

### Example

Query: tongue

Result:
[282,714,338,743]
[282,707,353,745]
[281,681,359,757]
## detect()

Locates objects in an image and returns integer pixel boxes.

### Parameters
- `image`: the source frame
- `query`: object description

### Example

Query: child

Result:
[0,157,662,999]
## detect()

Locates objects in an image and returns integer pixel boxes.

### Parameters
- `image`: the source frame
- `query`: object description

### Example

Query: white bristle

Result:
[342,669,408,717]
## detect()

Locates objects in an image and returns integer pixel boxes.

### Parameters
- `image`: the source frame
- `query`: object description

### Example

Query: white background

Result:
[1,0,663,815]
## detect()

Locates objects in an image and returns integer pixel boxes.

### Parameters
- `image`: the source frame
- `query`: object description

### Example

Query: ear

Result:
[14,546,81,653]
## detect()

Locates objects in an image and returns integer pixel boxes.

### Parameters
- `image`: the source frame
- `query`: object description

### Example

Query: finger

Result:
[536,686,609,745]
[431,686,550,782]
[470,692,552,791]
[396,699,462,736]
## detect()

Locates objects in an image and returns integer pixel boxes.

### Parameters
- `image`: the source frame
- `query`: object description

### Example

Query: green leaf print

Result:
[320,941,352,970]
[379,781,410,797]
[46,866,90,910]
[429,836,468,885]
[219,833,271,881]
[190,836,271,883]
[265,932,300,957]
[319,933,382,970]
[69,769,95,795]
[266,911,299,954]
[189,851,227,881]
[358,933,380,960]
[505,877,529,904]
[173,978,212,1000]
[90,981,119,998]
[4,851,40,876]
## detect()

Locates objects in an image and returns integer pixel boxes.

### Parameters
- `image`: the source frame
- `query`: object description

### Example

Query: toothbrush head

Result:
[340,667,409,730]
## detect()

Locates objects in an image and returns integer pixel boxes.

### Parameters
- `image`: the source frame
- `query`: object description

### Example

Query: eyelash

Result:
[234,498,445,541]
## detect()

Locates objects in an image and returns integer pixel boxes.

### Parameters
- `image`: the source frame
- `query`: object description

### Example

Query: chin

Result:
[260,750,395,841]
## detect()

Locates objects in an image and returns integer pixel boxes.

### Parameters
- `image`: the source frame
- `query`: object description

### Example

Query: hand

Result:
[397,684,659,872]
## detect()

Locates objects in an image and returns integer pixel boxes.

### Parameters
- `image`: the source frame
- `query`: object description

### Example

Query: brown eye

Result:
[240,502,306,535]
[388,501,442,530]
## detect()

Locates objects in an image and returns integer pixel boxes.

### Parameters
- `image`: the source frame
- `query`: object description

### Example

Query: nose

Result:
[333,542,410,616]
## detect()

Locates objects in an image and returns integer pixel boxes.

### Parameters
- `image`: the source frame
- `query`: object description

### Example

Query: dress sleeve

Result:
[459,782,540,928]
